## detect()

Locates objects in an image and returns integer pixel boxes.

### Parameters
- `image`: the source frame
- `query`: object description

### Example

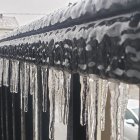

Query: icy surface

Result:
[0,0,139,40]
[10,60,19,93]
[0,58,3,87]
[3,59,9,87]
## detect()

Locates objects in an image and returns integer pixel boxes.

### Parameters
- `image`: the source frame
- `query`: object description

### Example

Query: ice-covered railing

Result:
[0,0,140,42]
[0,1,140,140]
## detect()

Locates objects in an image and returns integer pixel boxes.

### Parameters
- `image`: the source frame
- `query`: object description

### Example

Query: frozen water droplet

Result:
[41,66,48,112]
[0,58,3,87]
[80,75,88,126]
[3,59,9,87]
[10,60,19,93]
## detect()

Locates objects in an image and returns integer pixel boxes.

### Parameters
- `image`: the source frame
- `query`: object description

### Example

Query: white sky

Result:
[0,0,80,26]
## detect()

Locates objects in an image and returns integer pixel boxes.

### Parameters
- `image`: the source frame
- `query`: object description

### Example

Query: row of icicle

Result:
[0,58,130,140]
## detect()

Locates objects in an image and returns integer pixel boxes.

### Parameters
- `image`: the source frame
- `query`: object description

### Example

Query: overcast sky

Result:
[0,0,80,26]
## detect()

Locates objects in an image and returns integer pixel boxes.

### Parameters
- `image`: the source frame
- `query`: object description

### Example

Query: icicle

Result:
[117,83,129,140]
[20,62,30,112]
[0,58,3,87]
[87,75,98,140]
[32,65,40,140]
[48,69,55,140]
[100,79,109,131]
[109,82,120,140]
[63,71,71,125]
[80,75,88,126]
[20,63,24,110]
[41,66,48,112]
[3,59,9,87]
[30,64,37,96]
[10,60,19,93]
[56,70,65,123]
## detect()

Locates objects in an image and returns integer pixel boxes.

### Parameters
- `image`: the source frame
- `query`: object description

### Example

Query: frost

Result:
[10,60,19,93]
[3,59,9,87]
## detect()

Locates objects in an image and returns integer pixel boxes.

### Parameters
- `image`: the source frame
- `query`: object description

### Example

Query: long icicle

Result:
[109,82,120,140]
[117,83,129,140]
[10,60,19,93]
[0,58,3,87]
[100,79,108,131]
[41,66,48,112]
[80,75,88,126]
[63,71,71,125]
[3,59,9,87]
[48,69,55,140]
[87,75,98,140]
[30,64,37,96]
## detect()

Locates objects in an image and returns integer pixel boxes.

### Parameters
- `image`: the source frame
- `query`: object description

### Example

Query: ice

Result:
[109,82,120,140]
[20,62,30,112]
[80,75,88,126]
[30,64,37,96]
[10,60,19,93]
[48,69,55,139]
[3,59,9,87]
[87,75,98,140]
[99,79,109,131]
[109,82,129,140]
[63,71,71,125]
[41,66,48,112]
[32,65,39,140]
[117,83,129,140]
[0,58,3,87]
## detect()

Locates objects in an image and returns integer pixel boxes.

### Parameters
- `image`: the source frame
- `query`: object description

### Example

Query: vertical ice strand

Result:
[63,71,71,125]
[10,60,19,93]
[117,83,129,140]
[0,58,3,87]
[87,75,98,140]
[3,59,10,87]
[41,66,48,112]
[100,79,109,131]
[48,69,55,140]
[20,62,30,112]
[109,82,120,140]
[80,75,89,126]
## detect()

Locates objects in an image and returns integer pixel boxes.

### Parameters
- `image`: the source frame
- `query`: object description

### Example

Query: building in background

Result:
[0,14,18,35]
